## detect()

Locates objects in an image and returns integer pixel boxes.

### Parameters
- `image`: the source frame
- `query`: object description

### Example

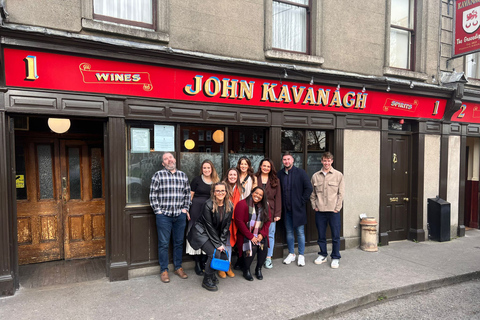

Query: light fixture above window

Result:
[48,118,71,134]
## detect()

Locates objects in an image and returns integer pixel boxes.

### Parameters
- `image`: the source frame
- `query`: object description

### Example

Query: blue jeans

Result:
[315,211,341,259]
[156,213,187,272]
[284,211,305,255]
[267,221,276,257]
[226,242,232,263]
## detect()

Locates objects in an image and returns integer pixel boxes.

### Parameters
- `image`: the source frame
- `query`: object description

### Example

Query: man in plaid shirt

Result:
[150,152,192,283]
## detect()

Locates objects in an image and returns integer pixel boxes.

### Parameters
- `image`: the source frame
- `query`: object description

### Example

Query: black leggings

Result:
[201,240,226,275]
[243,238,267,270]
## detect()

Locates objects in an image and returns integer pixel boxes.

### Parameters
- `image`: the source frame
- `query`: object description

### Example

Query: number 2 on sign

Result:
[458,104,466,119]
[24,55,39,81]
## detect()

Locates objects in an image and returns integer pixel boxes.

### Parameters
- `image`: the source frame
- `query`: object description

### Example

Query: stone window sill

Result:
[82,18,169,42]
[265,50,324,65]
[383,67,428,81]
[466,77,480,87]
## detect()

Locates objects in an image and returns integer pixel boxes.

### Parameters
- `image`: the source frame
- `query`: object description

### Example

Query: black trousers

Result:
[243,238,267,270]
[201,240,226,275]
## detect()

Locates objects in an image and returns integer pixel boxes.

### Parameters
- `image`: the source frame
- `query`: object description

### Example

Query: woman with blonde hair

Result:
[187,182,233,291]
[186,159,220,275]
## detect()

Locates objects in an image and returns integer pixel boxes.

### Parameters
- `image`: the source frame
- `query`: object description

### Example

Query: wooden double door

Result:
[16,138,106,265]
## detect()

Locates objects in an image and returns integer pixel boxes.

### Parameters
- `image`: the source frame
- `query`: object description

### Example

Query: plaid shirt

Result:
[149,169,191,217]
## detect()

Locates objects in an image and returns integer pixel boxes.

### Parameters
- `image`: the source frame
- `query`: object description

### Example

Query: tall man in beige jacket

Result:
[310,152,344,269]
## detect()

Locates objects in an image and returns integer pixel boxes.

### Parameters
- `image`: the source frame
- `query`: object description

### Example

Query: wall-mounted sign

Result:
[453,0,480,57]
[4,48,447,121]
[452,101,480,123]
[130,128,150,153]
[154,125,175,152]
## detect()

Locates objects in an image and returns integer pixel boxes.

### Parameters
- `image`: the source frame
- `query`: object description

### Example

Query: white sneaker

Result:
[331,259,340,269]
[297,255,305,267]
[314,255,328,265]
[283,253,296,264]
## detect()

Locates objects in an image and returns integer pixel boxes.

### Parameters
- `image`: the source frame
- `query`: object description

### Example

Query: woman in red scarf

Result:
[219,167,242,278]
[234,186,271,281]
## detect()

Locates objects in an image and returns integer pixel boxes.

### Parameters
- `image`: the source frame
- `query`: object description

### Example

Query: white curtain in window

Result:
[466,53,480,79]
[94,0,153,24]
[391,0,412,28]
[272,1,307,53]
[390,28,411,69]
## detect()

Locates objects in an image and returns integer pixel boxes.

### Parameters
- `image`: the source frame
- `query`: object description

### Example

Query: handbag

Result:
[210,249,229,272]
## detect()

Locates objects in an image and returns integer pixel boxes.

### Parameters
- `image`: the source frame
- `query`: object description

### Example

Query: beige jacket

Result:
[310,167,344,212]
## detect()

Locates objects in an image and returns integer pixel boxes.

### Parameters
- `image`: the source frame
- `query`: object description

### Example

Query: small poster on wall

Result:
[131,128,150,153]
[154,125,175,151]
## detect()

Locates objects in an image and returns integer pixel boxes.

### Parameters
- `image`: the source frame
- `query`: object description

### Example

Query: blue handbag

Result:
[210,249,229,272]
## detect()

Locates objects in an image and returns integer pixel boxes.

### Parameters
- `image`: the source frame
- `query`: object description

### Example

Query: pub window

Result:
[93,0,155,29]
[389,0,415,70]
[228,127,267,173]
[126,122,172,204]
[180,125,224,182]
[282,129,329,177]
[272,0,310,54]
[466,53,480,80]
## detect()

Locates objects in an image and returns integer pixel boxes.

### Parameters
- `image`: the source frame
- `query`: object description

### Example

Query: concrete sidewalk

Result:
[1,229,480,320]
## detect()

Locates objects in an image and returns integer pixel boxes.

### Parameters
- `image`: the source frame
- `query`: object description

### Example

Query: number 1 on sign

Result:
[24,55,39,81]
[432,101,439,115]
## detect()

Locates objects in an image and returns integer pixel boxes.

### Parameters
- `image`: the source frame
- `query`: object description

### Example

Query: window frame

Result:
[92,0,157,30]
[466,52,480,81]
[81,0,169,43]
[271,0,312,55]
[264,0,323,65]
[389,0,416,71]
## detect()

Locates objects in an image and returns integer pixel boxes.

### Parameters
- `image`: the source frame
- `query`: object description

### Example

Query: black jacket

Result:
[187,199,233,250]
[277,166,313,228]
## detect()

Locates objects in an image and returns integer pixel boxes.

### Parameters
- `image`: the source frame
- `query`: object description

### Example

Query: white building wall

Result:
[423,135,441,233]
[447,135,460,237]
[343,130,380,249]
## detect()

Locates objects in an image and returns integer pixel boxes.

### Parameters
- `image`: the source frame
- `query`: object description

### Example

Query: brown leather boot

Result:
[226,266,235,278]
[218,270,227,278]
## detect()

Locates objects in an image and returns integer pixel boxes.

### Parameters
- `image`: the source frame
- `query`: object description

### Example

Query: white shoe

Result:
[297,255,305,267]
[283,253,296,264]
[331,259,340,269]
[314,255,328,265]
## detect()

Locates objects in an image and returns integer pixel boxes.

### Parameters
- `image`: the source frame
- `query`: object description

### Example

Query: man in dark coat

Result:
[277,152,313,267]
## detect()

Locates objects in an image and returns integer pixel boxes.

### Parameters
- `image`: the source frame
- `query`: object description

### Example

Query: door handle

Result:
[389,197,398,202]
[393,153,398,164]
[403,197,409,202]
